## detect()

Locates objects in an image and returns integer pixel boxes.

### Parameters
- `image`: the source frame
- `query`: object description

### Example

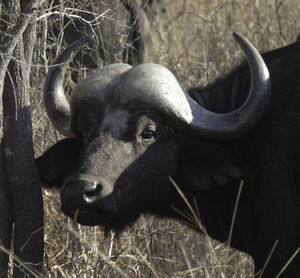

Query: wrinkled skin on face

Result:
[37,108,242,232]
[38,109,181,231]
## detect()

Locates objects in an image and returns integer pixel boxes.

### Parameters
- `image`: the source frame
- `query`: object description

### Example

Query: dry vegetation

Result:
[3,0,300,277]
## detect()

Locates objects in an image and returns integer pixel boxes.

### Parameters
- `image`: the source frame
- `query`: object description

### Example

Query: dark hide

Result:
[37,41,300,277]
[188,40,300,278]
[37,138,83,187]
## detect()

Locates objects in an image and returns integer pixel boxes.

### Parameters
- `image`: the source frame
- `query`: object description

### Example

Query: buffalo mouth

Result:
[63,207,112,226]
[62,192,118,223]
[63,207,139,231]
[61,192,139,230]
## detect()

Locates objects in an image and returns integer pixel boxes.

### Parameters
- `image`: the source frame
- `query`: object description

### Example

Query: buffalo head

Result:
[37,33,270,231]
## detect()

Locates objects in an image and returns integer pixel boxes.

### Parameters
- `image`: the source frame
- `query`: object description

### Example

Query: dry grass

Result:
[26,0,300,277]
[42,189,254,278]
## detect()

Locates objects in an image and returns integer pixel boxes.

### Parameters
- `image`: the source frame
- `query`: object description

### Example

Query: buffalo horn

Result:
[184,32,270,140]
[43,36,93,137]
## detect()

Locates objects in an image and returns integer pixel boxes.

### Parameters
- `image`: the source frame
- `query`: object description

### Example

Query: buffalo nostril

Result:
[83,182,103,202]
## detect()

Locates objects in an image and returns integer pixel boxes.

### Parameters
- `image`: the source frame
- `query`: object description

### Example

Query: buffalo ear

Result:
[179,139,243,192]
[36,137,83,188]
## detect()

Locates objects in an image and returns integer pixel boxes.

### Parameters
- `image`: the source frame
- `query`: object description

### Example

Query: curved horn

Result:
[43,36,93,137]
[185,32,271,140]
[118,33,270,141]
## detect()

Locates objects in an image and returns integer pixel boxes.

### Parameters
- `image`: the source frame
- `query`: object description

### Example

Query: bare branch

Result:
[0,0,44,140]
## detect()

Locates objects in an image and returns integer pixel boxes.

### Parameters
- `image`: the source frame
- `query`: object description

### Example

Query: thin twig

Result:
[275,246,300,278]
[179,240,195,278]
[258,240,279,278]
[169,176,205,232]
[228,180,244,247]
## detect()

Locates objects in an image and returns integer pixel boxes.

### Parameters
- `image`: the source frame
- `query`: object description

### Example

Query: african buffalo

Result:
[37,34,300,277]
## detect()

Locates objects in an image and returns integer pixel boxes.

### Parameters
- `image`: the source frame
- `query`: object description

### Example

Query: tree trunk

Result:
[0,147,13,277]
[0,0,44,276]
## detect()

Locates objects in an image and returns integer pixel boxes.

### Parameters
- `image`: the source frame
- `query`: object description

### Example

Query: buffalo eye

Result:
[141,129,156,141]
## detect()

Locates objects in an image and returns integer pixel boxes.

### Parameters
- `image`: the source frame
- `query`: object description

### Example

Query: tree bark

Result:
[0,147,13,277]
[0,0,44,276]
